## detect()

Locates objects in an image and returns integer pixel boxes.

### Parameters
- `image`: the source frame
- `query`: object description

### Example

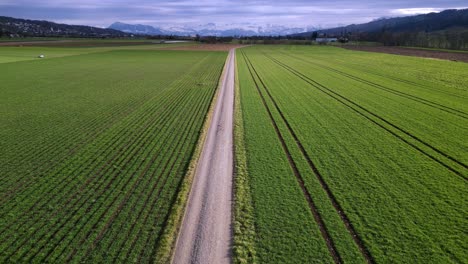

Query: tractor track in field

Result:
[280,52,468,119]
[242,51,343,263]
[241,51,343,263]
[341,46,468,63]
[286,52,468,100]
[242,50,374,264]
[264,54,468,180]
[337,64,467,99]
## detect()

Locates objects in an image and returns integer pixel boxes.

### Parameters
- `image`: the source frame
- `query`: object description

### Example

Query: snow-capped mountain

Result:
[109,22,165,35]
[108,22,313,36]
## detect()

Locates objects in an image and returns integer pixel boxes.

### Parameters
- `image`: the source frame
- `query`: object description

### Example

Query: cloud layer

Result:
[1,0,466,28]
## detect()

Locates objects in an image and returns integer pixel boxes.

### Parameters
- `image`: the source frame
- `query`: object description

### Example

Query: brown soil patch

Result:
[162,44,246,51]
[342,46,468,63]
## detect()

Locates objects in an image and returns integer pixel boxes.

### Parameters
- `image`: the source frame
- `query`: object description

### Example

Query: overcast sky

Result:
[0,0,467,28]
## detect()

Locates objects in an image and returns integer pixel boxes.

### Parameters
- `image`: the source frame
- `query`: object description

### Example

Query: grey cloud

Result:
[1,0,466,28]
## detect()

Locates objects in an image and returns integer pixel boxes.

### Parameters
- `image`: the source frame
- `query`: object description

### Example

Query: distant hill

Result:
[292,9,468,50]
[293,9,468,37]
[109,22,165,35]
[0,16,129,38]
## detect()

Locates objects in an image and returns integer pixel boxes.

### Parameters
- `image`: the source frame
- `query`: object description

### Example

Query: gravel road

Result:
[172,49,235,264]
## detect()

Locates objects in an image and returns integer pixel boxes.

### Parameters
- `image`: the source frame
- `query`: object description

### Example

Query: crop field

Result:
[0,42,194,63]
[0,47,226,262]
[235,45,467,263]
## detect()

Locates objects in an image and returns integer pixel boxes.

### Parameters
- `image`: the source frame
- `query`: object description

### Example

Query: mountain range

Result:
[2,8,467,40]
[108,22,313,37]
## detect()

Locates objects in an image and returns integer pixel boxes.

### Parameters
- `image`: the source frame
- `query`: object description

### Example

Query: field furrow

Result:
[241,50,343,263]
[264,52,467,178]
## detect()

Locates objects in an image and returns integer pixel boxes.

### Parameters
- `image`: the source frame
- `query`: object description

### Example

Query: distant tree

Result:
[311,31,318,39]
[338,36,349,43]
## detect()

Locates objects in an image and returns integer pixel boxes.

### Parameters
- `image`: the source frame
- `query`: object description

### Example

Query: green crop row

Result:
[0,49,226,262]
[235,45,467,263]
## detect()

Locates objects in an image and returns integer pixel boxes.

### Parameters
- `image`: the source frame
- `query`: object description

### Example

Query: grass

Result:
[236,49,336,263]
[235,45,467,263]
[0,48,226,262]
[0,46,109,63]
[233,54,257,264]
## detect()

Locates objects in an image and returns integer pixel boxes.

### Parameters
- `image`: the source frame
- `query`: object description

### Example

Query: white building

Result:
[316,37,338,43]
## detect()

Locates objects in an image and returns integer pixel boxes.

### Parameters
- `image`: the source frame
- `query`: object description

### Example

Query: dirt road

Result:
[172,49,235,264]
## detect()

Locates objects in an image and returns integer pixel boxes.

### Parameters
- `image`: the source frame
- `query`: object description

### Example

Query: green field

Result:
[235,45,467,263]
[1,41,467,263]
[0,47,226,262]
[0,41,193,63]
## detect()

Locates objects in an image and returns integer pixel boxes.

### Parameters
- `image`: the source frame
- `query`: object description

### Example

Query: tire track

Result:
[280,52,468,119]
[243,50,376,263]
[240,50,343,264]
[264,53,467,180]
[347,66,466,99]
[303,53,466,99]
